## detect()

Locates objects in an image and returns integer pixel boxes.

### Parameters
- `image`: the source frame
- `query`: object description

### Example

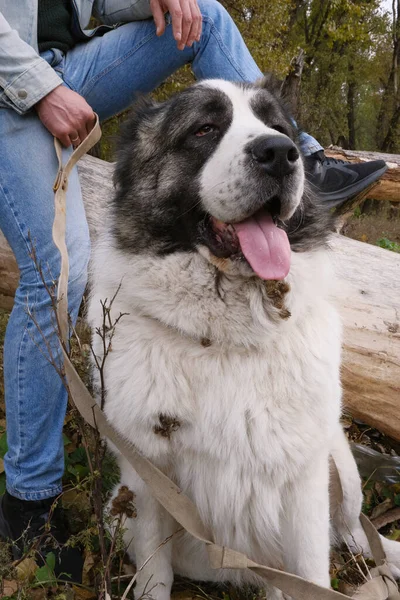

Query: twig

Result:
[342,536,370,582]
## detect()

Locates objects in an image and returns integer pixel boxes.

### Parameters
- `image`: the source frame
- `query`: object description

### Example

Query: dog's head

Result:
[113,78,332,280]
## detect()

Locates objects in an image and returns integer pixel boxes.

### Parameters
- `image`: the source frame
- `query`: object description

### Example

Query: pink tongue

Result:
[233,210,291,280]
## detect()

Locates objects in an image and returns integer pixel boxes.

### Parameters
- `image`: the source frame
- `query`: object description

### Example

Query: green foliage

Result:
[64,436,90,484]
[35,552,56,585]
[377,237,400,252]
[331,577,340,590]
[0,430,8,458]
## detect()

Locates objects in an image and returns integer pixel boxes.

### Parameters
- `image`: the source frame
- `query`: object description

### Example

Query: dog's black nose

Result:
[249,135,299,178]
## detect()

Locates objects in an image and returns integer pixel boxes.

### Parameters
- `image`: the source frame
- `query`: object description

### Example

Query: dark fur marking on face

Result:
[112,81,335,262]
[250,90,297,141]
[154,414,181,439]
[112,87,234,255]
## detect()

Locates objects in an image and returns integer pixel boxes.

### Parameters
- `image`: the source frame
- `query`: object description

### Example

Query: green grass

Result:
[377,237,400,253]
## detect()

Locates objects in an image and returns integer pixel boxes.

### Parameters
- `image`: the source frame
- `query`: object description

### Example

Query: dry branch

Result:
[0,155,399,439]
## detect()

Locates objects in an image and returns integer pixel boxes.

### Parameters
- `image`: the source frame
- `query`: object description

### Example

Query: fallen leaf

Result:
[82,552,96,587]
[62,489,90,512]
[338,581,356,595]
[371,507,400,530]
[29,590,50,600]
[72,585,97,599]
[370,497,393,520]
[1,579,18,597]
[14,557,37,582]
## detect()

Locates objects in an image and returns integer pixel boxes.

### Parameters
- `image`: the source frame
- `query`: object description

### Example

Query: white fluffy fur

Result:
[88,237,400,599]
[88,81,400,599]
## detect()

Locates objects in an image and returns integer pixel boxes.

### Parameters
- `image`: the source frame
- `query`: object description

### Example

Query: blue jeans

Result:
[0,0,323,500]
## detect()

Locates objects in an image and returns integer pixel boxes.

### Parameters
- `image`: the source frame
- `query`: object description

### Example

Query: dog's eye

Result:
[272,124,288,135]
[195,124,217,137]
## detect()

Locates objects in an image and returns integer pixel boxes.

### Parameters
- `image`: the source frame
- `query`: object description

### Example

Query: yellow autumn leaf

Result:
[15,557,38,582]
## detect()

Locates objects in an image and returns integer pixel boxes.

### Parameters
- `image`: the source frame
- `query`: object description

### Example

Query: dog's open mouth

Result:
[201,200,291,280]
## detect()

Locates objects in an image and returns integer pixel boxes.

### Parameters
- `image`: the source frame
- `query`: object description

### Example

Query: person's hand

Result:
[35,86,96,148]
[150,0,202,50]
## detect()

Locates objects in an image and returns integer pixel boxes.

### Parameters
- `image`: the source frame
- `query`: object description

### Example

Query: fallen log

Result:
[0,155,399,439]
[329,235,400,440]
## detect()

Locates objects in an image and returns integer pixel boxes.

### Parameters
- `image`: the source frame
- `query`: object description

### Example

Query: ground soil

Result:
[341,199,400,245]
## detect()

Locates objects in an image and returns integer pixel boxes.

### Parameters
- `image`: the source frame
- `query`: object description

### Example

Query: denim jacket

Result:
[0,0,152,113]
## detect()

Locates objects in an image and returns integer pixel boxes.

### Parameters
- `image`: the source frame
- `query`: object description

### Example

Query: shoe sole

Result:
[314,164,388,208]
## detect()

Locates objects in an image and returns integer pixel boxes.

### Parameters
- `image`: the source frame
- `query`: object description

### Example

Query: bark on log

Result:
[0,155,399,439]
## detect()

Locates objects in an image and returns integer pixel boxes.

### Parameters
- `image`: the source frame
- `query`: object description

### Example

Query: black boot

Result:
[306,150,387,207]
[0,491,83,583]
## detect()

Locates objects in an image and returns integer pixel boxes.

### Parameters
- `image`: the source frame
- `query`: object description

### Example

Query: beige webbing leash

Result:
[52,123,400,600]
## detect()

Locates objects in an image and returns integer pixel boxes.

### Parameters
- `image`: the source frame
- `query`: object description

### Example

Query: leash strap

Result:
[52,125,400,600]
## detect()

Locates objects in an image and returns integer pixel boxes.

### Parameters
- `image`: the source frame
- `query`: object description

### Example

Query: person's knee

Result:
[198,0,231,27]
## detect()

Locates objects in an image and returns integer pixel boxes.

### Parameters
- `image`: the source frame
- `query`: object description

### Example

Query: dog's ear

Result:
[255,73,299,120]
[255,73,284,98]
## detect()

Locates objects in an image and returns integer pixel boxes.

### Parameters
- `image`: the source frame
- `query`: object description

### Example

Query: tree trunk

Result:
[282,50,305,119]
[377,0,400,150]
[347,62,356,150]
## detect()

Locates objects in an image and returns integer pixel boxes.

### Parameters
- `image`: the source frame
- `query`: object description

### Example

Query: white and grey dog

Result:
[88,78,400,599]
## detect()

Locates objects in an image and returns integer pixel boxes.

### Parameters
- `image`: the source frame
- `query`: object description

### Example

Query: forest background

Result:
[98,0,400,160]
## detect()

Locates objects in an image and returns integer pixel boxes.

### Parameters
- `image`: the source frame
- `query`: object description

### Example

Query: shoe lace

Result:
[321,157,346,166]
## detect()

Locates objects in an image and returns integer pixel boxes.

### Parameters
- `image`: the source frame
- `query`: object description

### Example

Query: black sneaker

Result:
[306,150,387,207]
[0,491,83,583]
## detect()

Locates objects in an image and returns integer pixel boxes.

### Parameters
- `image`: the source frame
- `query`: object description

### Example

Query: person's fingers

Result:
[193,0,202,41]
[76,125,87,145]
[75,110,95,145]
[69,131,81,148]
[187,0,201,45]
[167,0,183,46]
[150,0,166,36]
[179,0,193,49]
[59,133,72,147]
[86,112,96,134]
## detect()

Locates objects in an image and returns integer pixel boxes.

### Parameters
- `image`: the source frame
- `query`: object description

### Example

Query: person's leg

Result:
[61,1,324,155]
[57,0,262,119]
[0,107,89,501]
